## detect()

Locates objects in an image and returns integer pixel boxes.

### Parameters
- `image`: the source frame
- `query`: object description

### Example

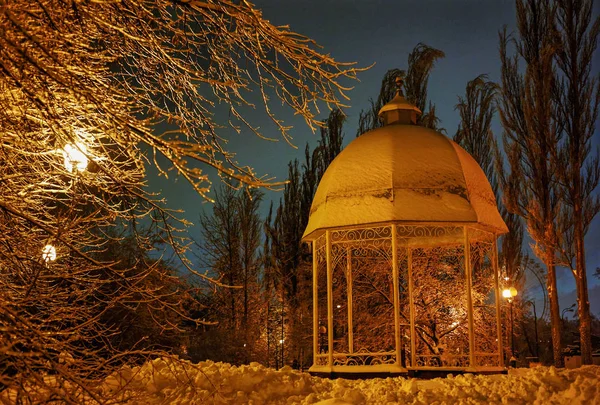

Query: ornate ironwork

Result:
[315,233,327,263]
[331,226,391,243]
[311,223,502,372]
[396,225,463,239]
[468,233,500,364]
[332,349,396,366]
[467,227,496,244]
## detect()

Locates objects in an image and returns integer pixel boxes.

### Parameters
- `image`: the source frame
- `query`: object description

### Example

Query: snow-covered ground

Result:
[104,358,600,404]
[3,358,599,404]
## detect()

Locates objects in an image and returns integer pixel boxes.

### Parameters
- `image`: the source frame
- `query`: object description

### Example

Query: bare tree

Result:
[198,186,242,330]
[553,0,600,365]
[239,189,264,344]
[497,0,564,366]
[196,186,264,363]
[0,0,362,401]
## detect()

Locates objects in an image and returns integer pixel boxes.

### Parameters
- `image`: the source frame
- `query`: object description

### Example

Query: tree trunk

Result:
[244,265,248,332]
[230,270,236,328]
[575,215,592,364]
[267,297,271,367]
[547,263,564,367]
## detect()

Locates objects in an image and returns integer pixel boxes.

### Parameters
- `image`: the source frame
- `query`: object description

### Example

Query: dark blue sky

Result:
[148,0,600,317]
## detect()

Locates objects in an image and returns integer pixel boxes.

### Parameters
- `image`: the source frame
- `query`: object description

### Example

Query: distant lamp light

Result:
[62,143,88,172]
[503,287,518,302]
[42,244,56,262]
[336,304,341,309]
[503,286,518,358]
[279,339,284,344]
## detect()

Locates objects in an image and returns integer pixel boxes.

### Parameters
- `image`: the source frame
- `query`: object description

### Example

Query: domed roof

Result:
[302,124,508,241]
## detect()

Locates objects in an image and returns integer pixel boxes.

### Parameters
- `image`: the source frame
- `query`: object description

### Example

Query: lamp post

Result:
[502,287,518,364]
[525,300,539,359]
[561,303,576,324]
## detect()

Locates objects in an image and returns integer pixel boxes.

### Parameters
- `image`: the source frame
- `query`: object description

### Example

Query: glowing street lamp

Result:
[41,244,56,263]
[502,287,518,362]
[502,287,517,301]
[62,142,88,173]
[279,338,285,369]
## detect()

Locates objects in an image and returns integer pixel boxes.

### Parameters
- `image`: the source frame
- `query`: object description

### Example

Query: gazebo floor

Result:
[310,370,408,380]
[309,367,507,380]
[407,367,508,379]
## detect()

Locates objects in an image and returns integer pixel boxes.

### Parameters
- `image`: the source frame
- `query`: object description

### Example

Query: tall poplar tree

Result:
[356,44,445,136]
[454,75,527,286]
[498,0,564,366]
[553,0,600,365]
[454,75,499,192]
[405,43,446,131]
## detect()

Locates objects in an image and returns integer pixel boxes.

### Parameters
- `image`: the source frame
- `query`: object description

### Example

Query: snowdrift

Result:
[2,357,599,404]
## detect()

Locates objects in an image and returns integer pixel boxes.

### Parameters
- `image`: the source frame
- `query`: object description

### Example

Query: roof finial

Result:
[378,72,421,125]
[395,74,405,97]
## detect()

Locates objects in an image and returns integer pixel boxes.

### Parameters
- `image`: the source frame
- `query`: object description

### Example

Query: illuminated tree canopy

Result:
[0,0,361,401]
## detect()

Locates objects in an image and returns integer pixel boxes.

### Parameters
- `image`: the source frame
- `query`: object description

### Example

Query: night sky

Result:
[148,0,600,317]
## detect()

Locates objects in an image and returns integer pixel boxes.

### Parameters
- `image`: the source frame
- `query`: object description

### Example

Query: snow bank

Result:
[100,358,600,405]
[2,358,598,404]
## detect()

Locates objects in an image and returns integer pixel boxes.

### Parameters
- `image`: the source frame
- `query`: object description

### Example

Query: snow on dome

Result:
[302,124,508,241]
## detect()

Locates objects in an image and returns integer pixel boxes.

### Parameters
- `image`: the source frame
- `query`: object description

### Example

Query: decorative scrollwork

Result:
[315,234,327,263]
[332,351,396,366]
[349,239,392,262]
[331,226,392,243]
[396,225,463,239]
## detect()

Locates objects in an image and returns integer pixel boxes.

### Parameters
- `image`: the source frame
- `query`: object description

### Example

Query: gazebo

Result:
[302,81,509,378]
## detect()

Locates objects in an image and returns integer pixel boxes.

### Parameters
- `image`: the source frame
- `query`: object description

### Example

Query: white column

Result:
[464,226,476,368]
[346,246,354,354]
[326,230,334,367]
[492,237,504,367]
[312,240,318,367]
[391,225,401,367]
[408,246,416,368]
